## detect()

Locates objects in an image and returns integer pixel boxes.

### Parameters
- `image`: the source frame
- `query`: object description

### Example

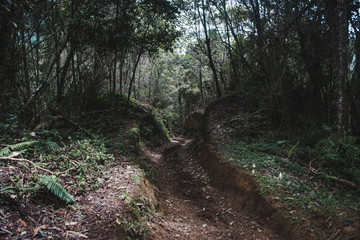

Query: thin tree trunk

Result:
[53,2,60,100]
[72,51,76,93]
[249,0,280,111]
[199,65,204,106]
[57,48,75,104]
[119,58,124,94]
[198,0,222,98]
[21,8,30,100]
[126,51,142,108]
[218,0,254,77]
[112,0,120,99]
[25,34,70,108]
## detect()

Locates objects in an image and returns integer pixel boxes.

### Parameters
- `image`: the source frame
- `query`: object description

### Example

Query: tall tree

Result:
[196,0,222,98]
[327,0,349,138]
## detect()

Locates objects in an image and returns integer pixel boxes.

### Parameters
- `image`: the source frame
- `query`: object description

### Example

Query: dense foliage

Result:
[1,0,359,199]
[0,0,181,116]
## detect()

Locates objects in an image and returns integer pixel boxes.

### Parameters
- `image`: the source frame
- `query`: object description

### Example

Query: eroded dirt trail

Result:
[146,137,282,240]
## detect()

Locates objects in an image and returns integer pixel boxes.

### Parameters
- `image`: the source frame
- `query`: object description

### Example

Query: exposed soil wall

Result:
[196,144,303,239]
[184,110,310,239]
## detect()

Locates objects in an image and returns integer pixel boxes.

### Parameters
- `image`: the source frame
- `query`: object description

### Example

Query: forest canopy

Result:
[0,0,360,138]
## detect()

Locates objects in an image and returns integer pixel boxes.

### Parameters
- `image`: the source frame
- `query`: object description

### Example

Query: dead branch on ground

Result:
[0,157,54,175]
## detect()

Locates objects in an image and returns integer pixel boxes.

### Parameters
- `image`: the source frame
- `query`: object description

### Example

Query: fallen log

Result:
[308,161,359,189]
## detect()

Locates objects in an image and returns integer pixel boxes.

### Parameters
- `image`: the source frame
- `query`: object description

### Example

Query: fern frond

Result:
[39,175,74,203]
[46,141,62,152]
[33,140,62,153]
[10,141,37,151]
[0,147,11,157]
[0,141,37,157]
[0,186,16,195]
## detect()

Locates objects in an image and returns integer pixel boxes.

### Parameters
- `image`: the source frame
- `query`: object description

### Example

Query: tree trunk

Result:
[53,2,60,100]
[327,0,348,139]
[218,0,254,78]
[20,7,30,100]
[126,51,142,108]
[198,0,222,98]
[249,0,280,112]
[112,0,120,101]
[199,65,204,106]
[57,48,75,104]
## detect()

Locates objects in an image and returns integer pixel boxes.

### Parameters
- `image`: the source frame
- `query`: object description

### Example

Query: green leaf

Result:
[39,175,74,203]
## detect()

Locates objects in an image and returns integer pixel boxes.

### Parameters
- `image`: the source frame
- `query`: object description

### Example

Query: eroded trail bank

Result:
[144,137,290,240]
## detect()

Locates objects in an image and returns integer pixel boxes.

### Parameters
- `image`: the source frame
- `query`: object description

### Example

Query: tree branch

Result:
[0,157,54,175]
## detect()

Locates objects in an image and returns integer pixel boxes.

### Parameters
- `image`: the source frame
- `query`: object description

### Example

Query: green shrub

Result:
[312,133,360,184]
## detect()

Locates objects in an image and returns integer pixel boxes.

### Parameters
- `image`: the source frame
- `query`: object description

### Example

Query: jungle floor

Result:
[3,132,359,239]
[1,136,292,240]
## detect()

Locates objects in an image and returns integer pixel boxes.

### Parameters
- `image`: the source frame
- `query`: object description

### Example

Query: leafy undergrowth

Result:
[0,96,168,239]
[206,93,360,239]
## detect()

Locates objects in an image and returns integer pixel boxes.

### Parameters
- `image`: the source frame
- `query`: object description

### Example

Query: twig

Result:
[0,157,54,175]
[57,167,76,175]
[0,227,13,235]
[331,229,341,239]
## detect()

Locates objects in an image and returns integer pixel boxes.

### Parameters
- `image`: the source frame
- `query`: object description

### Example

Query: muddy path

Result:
[145,137,285,240]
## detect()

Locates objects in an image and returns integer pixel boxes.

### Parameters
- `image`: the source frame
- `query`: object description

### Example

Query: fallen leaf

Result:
[66,231,88,238]
[65,221,77,226]
[18,219,27,227]
[33,227,39,237]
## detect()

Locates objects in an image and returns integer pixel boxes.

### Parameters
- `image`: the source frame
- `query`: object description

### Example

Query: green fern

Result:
[0,147,11,157]
[11,141,37,150]
[33,140,62,153]
[39,175,74,203]
[0,186,16,195]
[0,141,37,157]
[45,141,62,152]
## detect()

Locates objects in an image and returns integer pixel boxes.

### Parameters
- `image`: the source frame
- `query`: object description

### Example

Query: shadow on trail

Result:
[145,137,296,240]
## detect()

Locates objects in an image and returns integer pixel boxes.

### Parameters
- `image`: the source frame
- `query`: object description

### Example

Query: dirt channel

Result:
[144,137,291,240]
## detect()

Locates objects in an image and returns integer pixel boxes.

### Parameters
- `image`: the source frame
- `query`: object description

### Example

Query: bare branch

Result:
[0,157,54,175]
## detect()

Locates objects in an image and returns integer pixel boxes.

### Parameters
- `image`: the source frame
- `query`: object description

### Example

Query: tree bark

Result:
[20,7,30,100]
[327,0,348,139]
[199,65,204,106]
